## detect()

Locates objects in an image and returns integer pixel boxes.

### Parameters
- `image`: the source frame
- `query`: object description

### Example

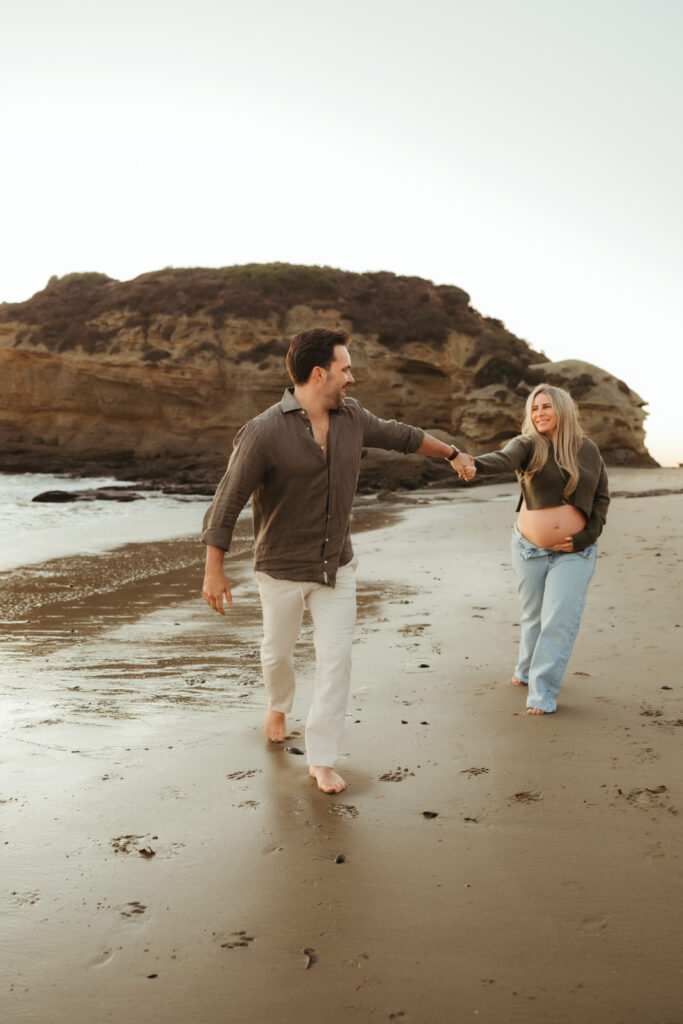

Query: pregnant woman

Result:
[471,384,610,715]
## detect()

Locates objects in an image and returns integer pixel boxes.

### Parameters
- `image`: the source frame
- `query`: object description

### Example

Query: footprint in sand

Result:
[509,790,542,803]
[109,835,185,857]
[379,767,415,782]
[10,891,40,906]
[616,784,677,814]
[634,747,661,764]
[461,767,489,777]
[89,949,115,968]
[218,931,255,950]
[581,916,609,935]
[329,803,359,818]
[226,769,262,781]
[119,901,147,918]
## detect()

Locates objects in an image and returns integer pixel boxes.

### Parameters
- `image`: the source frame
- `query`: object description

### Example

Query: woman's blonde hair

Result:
[521,384,584,497]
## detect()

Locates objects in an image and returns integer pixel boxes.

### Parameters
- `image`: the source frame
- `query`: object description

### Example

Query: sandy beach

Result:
[1,468,682,1024]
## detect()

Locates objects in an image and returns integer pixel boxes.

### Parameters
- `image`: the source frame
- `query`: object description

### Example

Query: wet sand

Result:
[1,470,682,1024]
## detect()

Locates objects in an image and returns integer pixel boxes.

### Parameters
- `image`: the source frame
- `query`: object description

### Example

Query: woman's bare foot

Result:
[309,766,347,794]
[510,676,526,686]
[526,707,546,715]
[263,707,287,742]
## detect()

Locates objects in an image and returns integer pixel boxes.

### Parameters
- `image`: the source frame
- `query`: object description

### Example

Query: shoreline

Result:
[1,472,681,1023]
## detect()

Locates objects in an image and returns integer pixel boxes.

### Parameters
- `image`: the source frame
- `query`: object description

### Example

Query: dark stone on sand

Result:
[662,685,673,690]
[285,746,305,755]
[422,811,439,819]
[334,853,346,863]
[32,487,144,503]
[418,663,430,668]
[302,947,317,969]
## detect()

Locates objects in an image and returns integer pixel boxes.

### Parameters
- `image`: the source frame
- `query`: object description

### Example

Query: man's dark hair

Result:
[286,328,349,385]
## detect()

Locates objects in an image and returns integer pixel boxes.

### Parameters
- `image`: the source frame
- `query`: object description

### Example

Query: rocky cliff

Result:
[0,264,656,490]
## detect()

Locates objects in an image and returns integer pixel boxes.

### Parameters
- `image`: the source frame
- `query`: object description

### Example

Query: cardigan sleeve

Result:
[570,462,610,552]
[473,435,531,475]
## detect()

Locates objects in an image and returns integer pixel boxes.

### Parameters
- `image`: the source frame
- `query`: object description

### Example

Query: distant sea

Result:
[0,473,211,572]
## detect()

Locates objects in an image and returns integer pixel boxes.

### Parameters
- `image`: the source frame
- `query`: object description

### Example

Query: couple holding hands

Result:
[202,329,609,792]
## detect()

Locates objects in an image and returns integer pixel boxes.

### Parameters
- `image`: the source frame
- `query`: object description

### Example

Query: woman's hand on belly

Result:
[517,504,586,550]
[550,536,575,552]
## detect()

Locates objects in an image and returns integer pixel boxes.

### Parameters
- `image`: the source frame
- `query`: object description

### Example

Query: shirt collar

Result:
[280,387,304,414]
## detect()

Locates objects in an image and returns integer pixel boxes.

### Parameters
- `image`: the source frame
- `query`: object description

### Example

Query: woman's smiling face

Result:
[530,392,558,439]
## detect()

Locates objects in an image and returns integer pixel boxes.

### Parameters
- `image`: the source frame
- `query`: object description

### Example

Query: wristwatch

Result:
[445,446,460,461]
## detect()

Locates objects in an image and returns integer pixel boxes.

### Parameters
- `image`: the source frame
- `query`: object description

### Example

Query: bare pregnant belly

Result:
[517,504,586,549]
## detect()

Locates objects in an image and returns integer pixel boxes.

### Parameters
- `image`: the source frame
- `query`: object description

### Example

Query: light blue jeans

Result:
[510,524,597,713]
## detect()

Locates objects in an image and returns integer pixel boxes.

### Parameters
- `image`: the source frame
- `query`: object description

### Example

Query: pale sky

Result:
[3,0,682,464]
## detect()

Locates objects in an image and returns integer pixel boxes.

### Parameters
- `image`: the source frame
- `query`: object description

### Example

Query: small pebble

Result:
[418,663,430,668]
[661,685,673,690]
[285,746,305,756]
[334,853,345,864]
[422,811,439,819]
[303,947,317,969]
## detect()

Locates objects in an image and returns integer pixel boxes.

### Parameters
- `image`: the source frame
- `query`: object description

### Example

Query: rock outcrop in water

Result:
[0,264,656,490]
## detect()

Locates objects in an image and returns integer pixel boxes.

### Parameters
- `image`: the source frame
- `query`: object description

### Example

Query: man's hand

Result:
[203,544,232,614]
[551,536,574,553]
[451,452,476,482]
[203,569,233,614]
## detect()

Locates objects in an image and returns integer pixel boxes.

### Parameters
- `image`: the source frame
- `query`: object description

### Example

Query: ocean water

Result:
[0,472,212,572]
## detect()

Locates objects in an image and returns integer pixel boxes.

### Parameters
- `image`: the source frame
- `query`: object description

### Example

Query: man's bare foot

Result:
[511,676,526,686]
[526,707,546,715]
[264,707,287,742]
[309,766,347,794]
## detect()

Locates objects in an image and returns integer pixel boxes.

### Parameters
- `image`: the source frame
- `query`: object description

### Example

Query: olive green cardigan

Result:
[474,435,610,552]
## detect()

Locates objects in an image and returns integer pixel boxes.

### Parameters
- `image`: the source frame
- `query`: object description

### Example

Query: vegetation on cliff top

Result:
[0,263,541,382]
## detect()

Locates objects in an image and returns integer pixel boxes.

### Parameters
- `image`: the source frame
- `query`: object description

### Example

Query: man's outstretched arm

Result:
[359,406,474,479]
[203,544,232,615]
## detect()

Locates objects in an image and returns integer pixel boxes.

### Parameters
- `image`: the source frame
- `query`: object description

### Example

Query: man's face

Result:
[323,345,355,410]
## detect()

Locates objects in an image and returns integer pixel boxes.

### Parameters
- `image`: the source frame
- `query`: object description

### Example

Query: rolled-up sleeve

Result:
[361,408,424,453]
[201,421,268,550]
[474,435,531,475]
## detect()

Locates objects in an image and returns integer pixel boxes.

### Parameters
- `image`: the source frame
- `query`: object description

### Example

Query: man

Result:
[202,328,473,793]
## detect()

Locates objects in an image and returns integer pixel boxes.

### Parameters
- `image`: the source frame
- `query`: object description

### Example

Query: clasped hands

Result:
[451,451,476,482]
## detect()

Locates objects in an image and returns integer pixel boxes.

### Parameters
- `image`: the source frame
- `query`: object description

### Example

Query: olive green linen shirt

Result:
[474,434,610,552]
[202,388,425,585]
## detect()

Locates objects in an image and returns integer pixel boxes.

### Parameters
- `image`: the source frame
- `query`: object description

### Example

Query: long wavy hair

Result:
[521,384,584,498]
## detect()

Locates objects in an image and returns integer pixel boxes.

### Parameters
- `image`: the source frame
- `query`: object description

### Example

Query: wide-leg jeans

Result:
[255,561,357,767]
[510,525,597,713]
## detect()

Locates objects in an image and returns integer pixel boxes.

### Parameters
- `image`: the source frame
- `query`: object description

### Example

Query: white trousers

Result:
[254,562,357,767]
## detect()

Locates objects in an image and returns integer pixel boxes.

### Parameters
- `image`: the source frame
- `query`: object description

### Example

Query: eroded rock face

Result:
[0,265,656,489]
